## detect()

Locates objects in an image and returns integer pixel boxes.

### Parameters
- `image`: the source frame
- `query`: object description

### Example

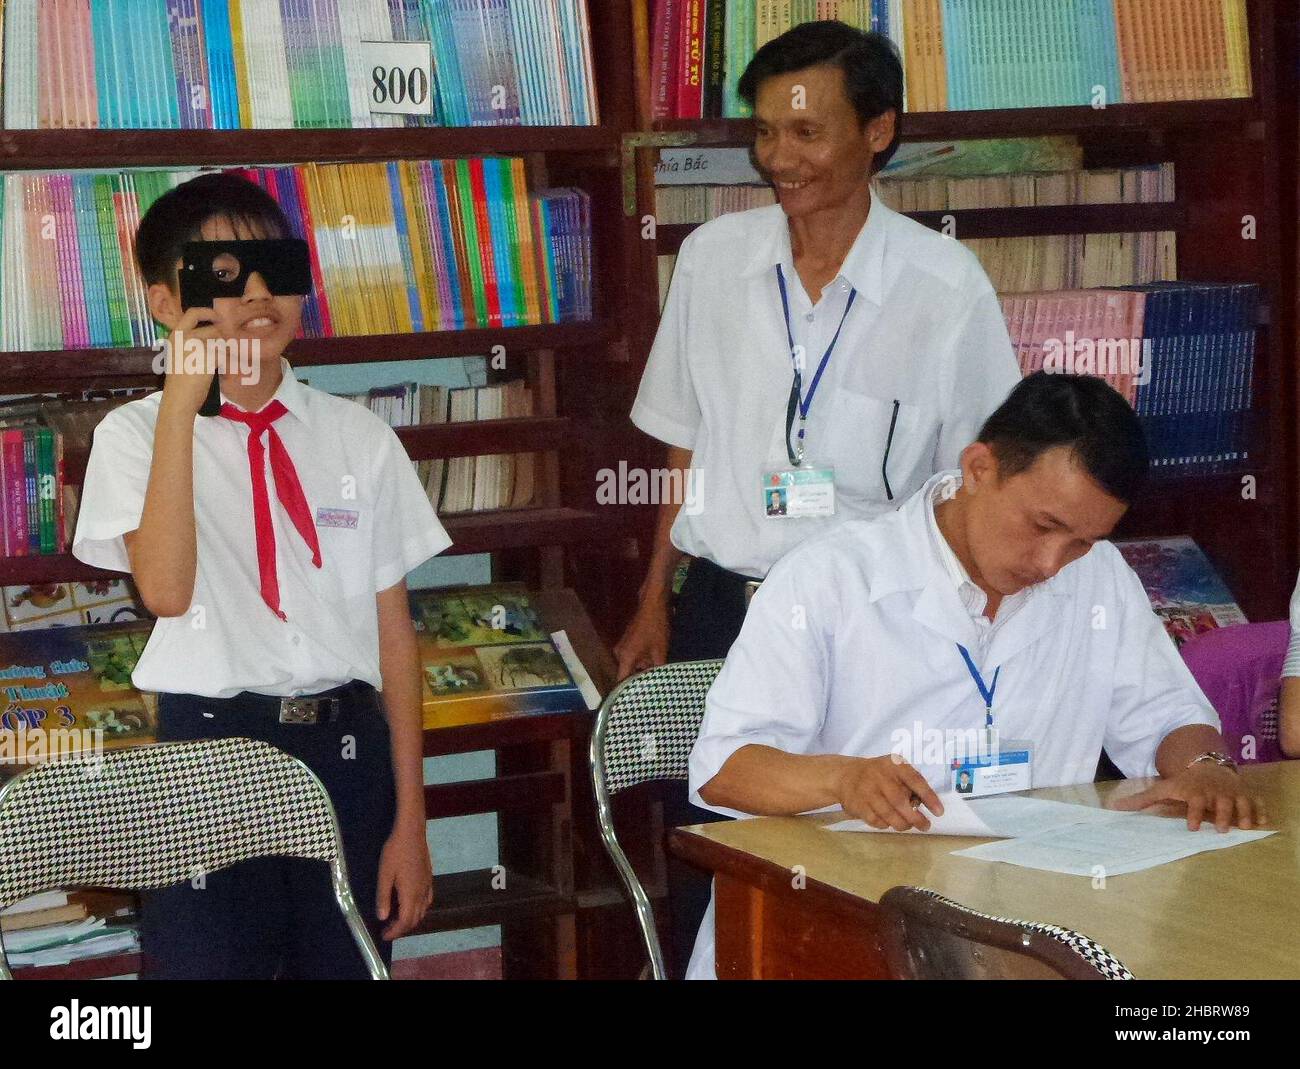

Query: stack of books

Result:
[1115,535,1247,647]
[1,0,599,130]
[0,159,593,352]
[652,0,1252,119]
[0,891,139,972]
[966,231,1176,292]
[1001,282,1259,478]
[875,162,1176,212]
[341,379,537,514]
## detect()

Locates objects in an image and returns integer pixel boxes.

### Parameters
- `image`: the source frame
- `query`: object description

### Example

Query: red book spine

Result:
[677,0,704,119]
[293,167,333,338]
[440,161,477,329]
[651,0,680,121]
[467,158,503,330]
[5,431,28,557]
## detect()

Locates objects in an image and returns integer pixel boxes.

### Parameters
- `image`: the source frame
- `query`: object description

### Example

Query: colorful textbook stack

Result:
[652,0,1252,119]
[0,402,71,560]
[1001,282,1259,478]
[0,0,599,129]
[0,158,593,351]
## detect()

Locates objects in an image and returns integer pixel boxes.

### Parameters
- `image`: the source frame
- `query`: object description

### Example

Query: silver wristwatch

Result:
[1186,751,1239,773]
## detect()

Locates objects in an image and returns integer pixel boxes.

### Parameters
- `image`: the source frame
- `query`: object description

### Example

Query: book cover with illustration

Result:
[1115,536,1247,647]
[410,584,584,729]
[0,618,157,765]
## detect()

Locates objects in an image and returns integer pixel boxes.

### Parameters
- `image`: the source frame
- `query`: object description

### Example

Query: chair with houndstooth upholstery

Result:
[0,737,388,979]
[589,659,723,980]
[878,886,1134,980]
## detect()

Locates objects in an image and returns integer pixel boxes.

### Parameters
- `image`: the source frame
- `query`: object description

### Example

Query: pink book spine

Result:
[37,0,56,128]
[75,0,99,128]
[53,175,91,348]
[1128,291,1147,407]
[5,431,28,557]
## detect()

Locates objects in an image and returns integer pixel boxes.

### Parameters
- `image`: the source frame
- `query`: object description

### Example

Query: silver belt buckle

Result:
[279,697,322,725]
[743,580,762,609]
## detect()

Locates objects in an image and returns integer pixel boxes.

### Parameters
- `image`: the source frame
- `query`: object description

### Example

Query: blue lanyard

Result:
[776,264,857,465]
[956,643,999,732]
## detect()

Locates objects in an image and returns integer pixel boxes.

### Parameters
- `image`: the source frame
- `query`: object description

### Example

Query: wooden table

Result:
[669,762,1300,980]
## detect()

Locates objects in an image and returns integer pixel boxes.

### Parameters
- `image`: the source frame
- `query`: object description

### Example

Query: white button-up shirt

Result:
[72,360,452,698]
[632,196,1021,577]
[684,470,1218,978]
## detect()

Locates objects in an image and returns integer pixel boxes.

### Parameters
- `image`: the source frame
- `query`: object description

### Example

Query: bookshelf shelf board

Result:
[440,506,621,555]
[414,868,574,933]
[58,417,573,489]
[655,203,1187,254]
[397,417,573,459]
[655,99,1262,145]
[11,951,140,981]
[0,321,614,391]
[0,126,620,169]
[0,508,618,583]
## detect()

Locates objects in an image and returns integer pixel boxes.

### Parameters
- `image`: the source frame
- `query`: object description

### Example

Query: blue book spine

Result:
[167,0,192,129]
[485,159,516,328]
[385,162,424,333]
[202,0,235,129]
[73,176,111,346]
[429,165,465,331]
[91,0,118,128]
[940,0,968,110]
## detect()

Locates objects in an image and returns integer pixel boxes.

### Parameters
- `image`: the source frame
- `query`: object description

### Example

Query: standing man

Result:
[616,20,1019,976]
[618,21,1019,676]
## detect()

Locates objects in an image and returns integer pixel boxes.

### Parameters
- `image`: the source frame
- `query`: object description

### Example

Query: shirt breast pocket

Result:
[816,391,941,511]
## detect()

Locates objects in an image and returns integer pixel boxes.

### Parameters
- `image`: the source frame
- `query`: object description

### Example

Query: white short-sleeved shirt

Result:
[72,360,452,698]
[684,470,1219,978]
[1284,571,1300,677]
[632,196,1021,577]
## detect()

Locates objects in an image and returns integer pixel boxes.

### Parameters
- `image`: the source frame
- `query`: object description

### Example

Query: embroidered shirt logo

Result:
[316,507,359,529]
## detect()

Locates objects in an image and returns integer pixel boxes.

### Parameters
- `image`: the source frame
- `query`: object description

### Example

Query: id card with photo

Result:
[948,739,1033,798]
[760,466,835,518]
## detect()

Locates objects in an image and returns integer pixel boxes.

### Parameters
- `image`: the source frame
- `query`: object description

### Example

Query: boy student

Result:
[72,173,451,979]
[686,373,1266,979]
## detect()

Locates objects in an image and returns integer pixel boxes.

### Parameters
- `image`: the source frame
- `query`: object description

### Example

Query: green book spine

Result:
[93,177,131,348]
[454,159,489,328]
[496,160,528,329]
[36,428,55,555]
[22,429,38,554]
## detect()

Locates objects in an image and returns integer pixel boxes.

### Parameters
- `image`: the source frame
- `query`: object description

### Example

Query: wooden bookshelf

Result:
[655,202,1189,254]
[0,125,621,168]
[654,97,1265,144]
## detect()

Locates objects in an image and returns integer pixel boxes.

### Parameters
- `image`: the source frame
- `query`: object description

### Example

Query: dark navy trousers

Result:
[140,683,397,980]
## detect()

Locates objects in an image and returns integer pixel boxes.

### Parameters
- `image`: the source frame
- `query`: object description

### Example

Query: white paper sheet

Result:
[823,793,1114,837]
[951,812,1274,876]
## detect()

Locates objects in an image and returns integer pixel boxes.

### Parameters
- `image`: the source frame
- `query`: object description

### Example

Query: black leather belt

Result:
[186,679,378,726]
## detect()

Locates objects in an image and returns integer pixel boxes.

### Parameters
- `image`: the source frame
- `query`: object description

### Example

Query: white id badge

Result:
[760,465,835,518]
[948,735,1033,797]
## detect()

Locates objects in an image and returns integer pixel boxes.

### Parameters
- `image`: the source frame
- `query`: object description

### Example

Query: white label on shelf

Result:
[655,148,764,186]
[361,41,434,117]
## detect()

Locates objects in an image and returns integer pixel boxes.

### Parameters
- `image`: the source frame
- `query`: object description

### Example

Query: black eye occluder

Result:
[179,239,312,309]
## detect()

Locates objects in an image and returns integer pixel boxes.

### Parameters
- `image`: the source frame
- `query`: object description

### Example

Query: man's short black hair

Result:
[135,172,293,287]
[978,372,1149,504]
[738,20,904,171]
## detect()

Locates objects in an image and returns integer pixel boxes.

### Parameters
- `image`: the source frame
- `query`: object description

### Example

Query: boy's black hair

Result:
[135,172,293,287]
[738,20,904,171]
[978,372,1149,504]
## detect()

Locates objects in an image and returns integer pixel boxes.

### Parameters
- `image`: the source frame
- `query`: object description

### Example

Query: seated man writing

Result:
[686,372,1266,979]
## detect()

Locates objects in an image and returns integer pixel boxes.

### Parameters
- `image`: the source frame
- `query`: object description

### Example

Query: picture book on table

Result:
[409,583,584,729]
[1115,536,1247,647]
[0,619,157,765]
